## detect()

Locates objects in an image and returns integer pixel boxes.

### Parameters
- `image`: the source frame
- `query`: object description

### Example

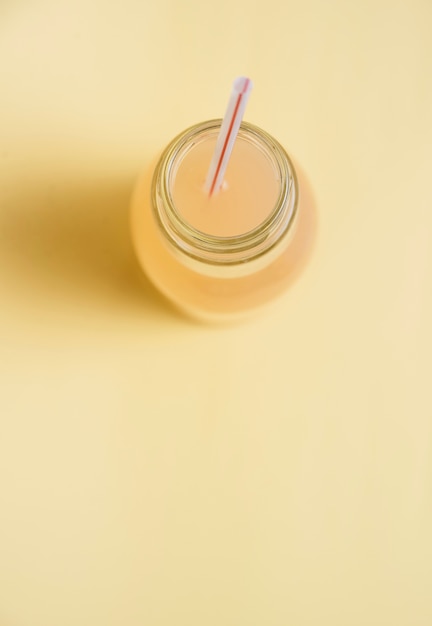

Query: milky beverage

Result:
[131,130,315,321]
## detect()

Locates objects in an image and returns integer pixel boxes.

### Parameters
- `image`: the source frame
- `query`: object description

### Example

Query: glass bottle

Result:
[131,119,314,322]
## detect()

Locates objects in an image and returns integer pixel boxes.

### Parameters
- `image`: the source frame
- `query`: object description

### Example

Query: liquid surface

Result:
[172,136,280,237]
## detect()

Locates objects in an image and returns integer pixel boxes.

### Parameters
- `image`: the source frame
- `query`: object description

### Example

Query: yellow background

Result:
[1,1,431,625]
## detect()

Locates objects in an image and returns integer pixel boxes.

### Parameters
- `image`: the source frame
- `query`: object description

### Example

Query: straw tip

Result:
[233,76,253,94]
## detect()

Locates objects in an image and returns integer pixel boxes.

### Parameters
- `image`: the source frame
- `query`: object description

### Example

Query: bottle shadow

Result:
[0,162,318,326]
[1,174,175,321]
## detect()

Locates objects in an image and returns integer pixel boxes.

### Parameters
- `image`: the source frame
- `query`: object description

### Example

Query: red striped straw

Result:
[204,76,253,197]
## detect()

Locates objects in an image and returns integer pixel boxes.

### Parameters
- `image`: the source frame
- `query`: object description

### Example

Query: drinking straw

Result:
[204,76,253,197]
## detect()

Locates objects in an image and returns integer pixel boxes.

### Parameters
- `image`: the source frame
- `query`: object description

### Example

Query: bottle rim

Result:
[151,119,299,273]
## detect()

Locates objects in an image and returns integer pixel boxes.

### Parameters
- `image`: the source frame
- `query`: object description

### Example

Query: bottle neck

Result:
[152,120,299,278]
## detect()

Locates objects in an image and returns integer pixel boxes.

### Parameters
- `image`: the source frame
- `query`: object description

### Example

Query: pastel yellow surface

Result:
[1,1,431,625]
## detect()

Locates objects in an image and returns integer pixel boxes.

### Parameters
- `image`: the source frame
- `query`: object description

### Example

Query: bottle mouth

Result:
[151,120,299,275]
